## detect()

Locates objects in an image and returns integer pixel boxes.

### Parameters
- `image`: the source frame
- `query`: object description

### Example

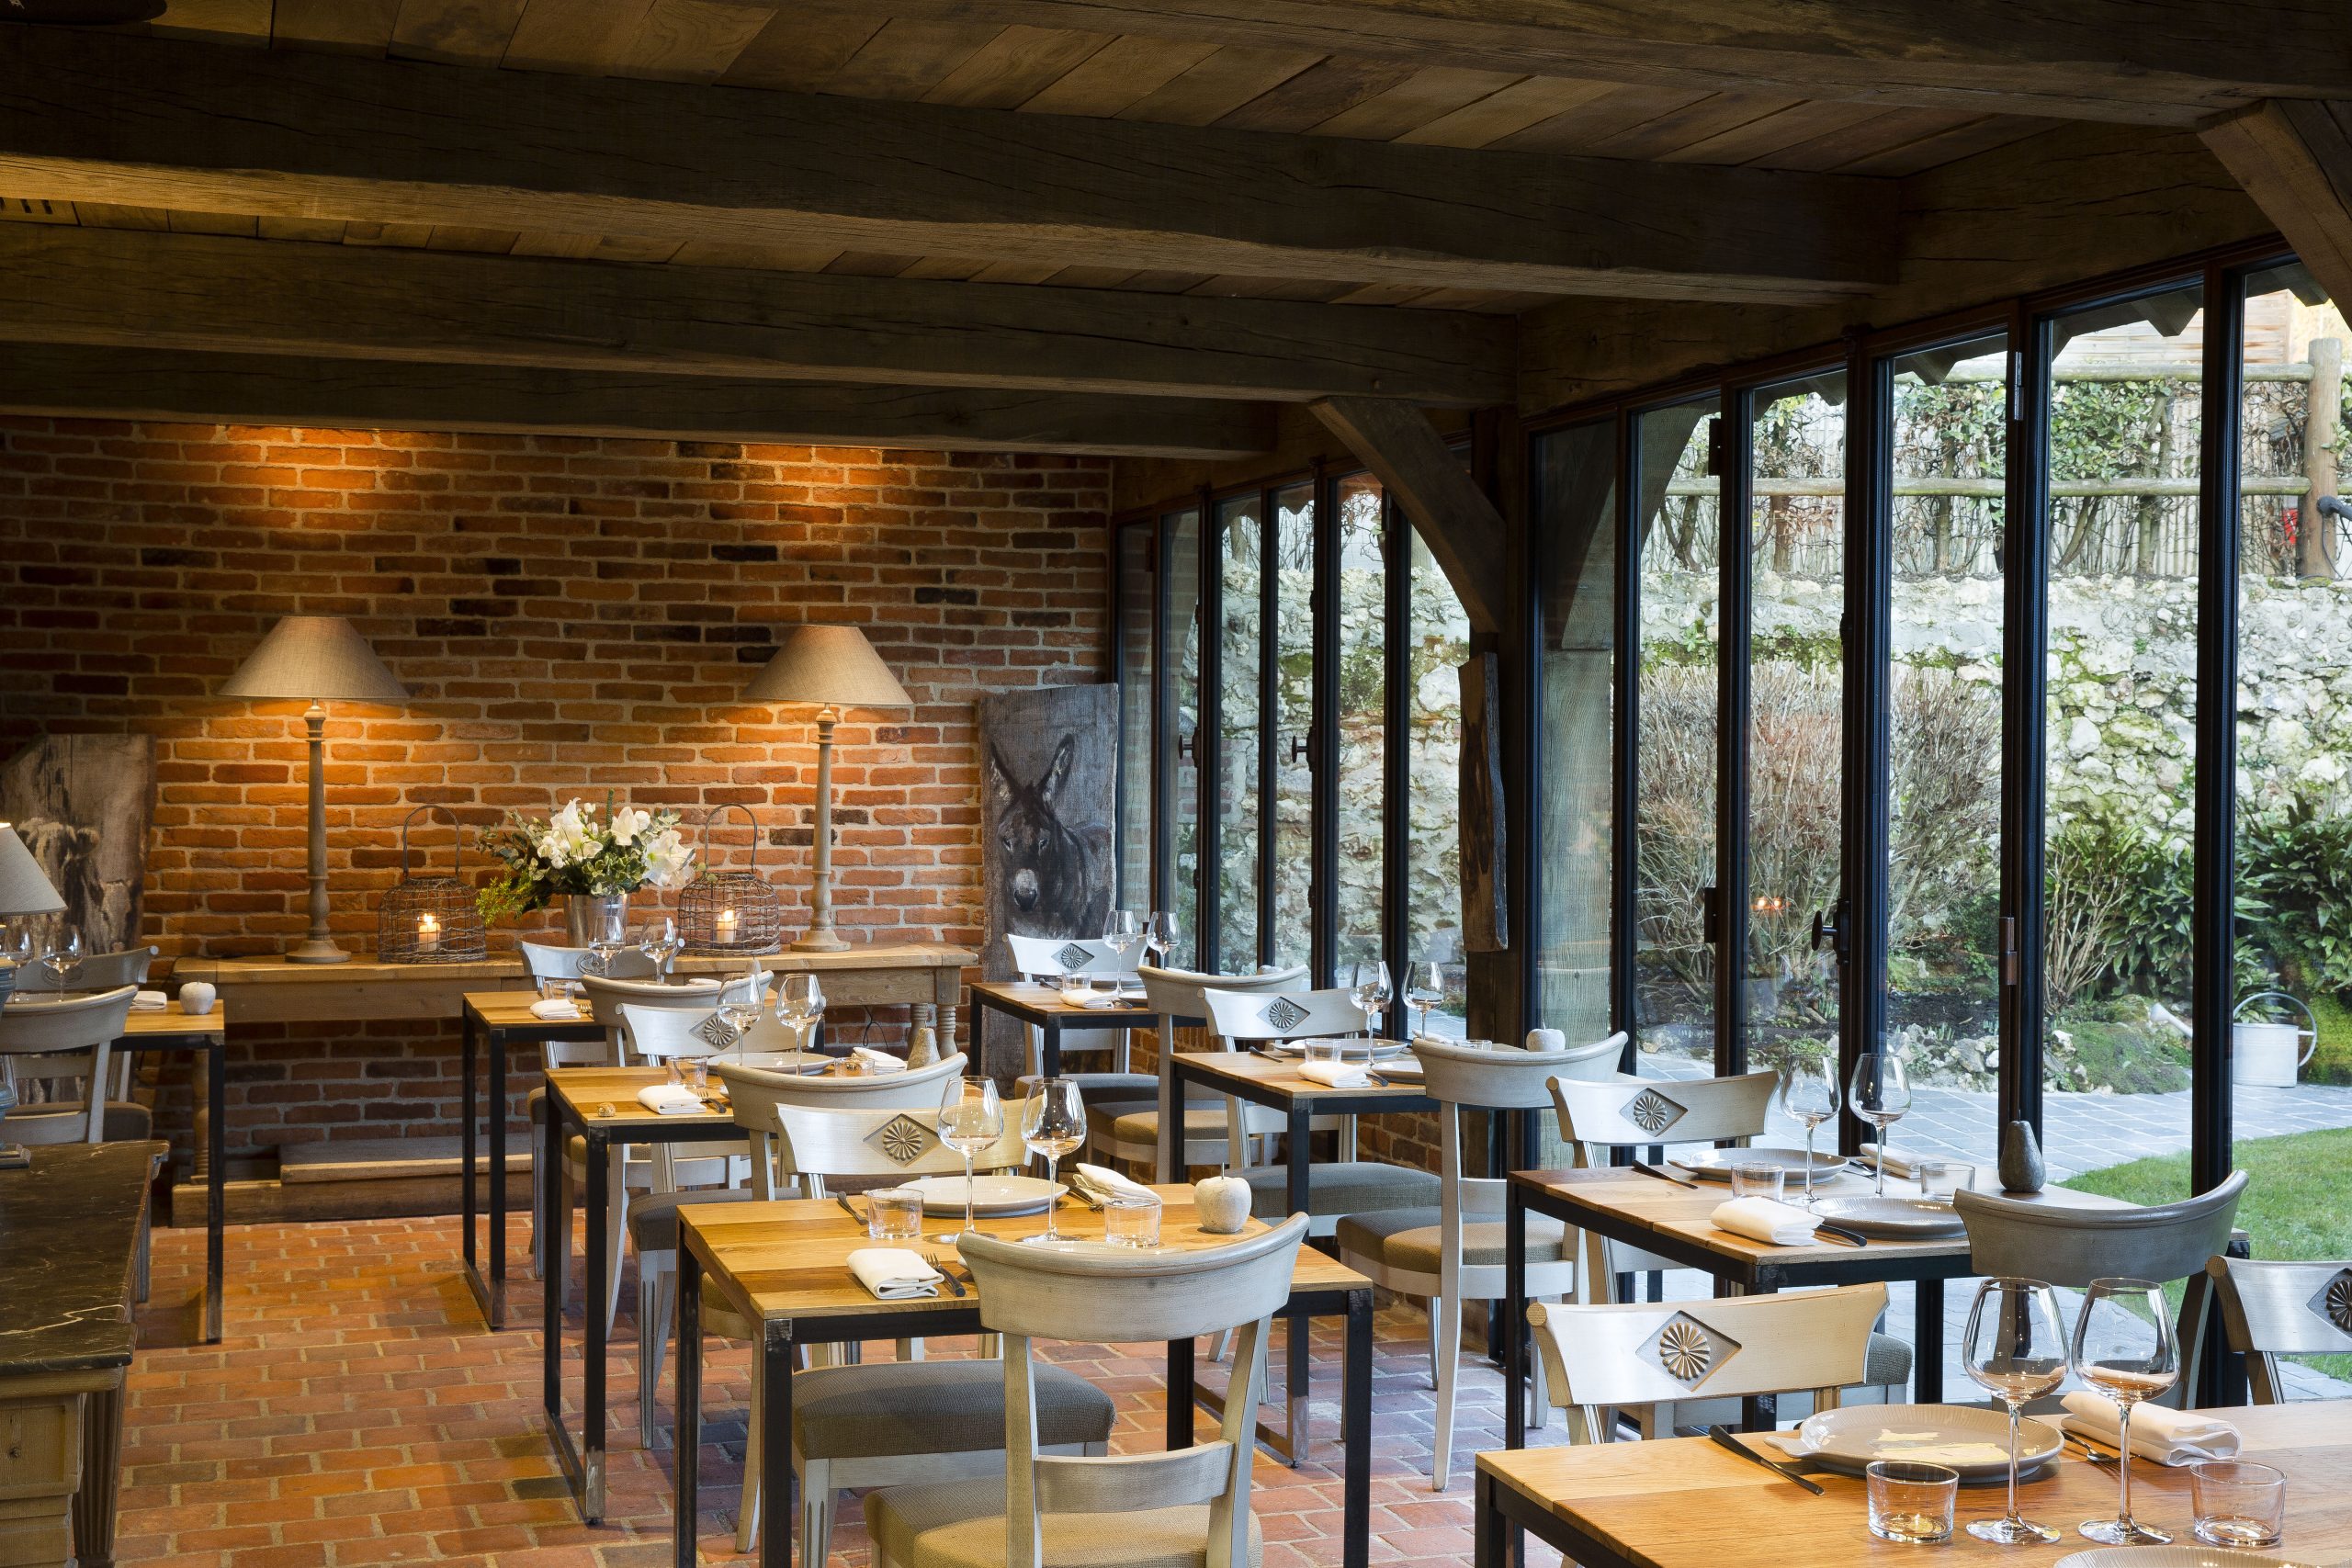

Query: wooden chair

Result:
[2205,1254,2352,1404]
[631,1051,972,1453]
[519,939,655,984]
[12,944,154,995]
[1004,933,1143,1077]
[1955,1174,2247,1408]
[1199,985,1442,1236]
[864,1214,1312,1568]
[1333,1039,1580,1489]
[0,985,139,1145]
[1103,964,1304,1177]
[1527,1282,1889,1443]
[524,950,669,1280]
[705,1095,1110,1562]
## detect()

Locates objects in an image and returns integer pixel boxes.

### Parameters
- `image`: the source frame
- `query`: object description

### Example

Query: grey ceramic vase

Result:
[1998,1120,2046,1192]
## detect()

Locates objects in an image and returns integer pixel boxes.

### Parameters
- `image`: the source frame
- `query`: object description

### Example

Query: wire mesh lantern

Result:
[679,804,782,956]
[379,805,487,964]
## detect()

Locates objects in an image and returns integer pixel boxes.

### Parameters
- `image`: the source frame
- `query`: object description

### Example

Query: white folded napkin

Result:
[1710,1196,1820,1246]
[635,1084,707,1116]
[2060,1393,2241,1464]
[1074,1163,1157,1202]
[132,989,167,1010]
[530,997,582,1021]
[1295,1059,1376,1089]
[847,1247,943,1300]
[850,1046,907,1074]
[1859,1144,1923,1179]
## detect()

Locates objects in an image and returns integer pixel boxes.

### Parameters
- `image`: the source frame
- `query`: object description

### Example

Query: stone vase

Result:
[1998,1120,2046,1193]
[563,891,630,948]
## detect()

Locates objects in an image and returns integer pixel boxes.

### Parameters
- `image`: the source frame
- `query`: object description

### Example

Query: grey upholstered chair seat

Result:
[865,1478,1262,1568]
[624,1187,763,1251]
[1862,1331,1914,1387]
[1243,1160,1441,1219]
[1015,1072,1161,1102]
[1334,1206,1569,1272]
[803,1360,1114,1461]
[5,1100,151,1143]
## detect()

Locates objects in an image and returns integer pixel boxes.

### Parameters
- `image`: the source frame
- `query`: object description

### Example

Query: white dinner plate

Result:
[1374,1057,1427,1081]
[1669,1145,1849,1183]
[1807,1194,1965,1237]
[1781,1403,2062,1482]
[711,1050,828,1074]
[2056,1550,2324,1568]
[1262,1038,1414,1060]
[904,1173,1061,1217]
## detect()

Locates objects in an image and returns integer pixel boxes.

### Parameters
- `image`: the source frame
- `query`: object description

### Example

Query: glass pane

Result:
[2233,262,2352,1394]
[1634,394,1721,1071]
[1166,506,1203,966]
[1533,418,1616,1050]
[1272,481,1317,971]
[1888,333,2007,1171]
[2043,283,2202,1203]
[1747,371,1846,1077]
[1335,473,1386,976]
[1114,521,1155,913]
[1406,528,1473,1038]
[1215,495,1263,976]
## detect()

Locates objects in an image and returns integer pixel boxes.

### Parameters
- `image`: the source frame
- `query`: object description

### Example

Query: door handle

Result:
[1811,897,1847,963]
[1700,885,1720,946]
[1287,732,1310,765]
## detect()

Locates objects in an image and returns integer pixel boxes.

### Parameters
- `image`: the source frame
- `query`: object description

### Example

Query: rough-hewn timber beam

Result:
[0,344,1276,460]
[2202,101,2352,310]
[1309,396,1507,635]
[0,28,1892,306]
[773,0,2352,127]
[0,222,1510,408]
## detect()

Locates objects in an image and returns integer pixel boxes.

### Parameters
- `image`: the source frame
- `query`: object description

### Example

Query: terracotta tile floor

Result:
[122,1216,1575,1566]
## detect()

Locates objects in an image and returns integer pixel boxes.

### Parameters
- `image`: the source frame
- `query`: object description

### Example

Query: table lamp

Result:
[220,615,410,964]
[743,626,910,952]
[0,822,67,1011]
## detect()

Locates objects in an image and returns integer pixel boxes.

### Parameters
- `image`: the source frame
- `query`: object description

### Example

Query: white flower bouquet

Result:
[476,795,692,923]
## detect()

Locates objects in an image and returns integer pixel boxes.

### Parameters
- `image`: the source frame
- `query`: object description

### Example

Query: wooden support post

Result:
[2203,100,2352,310]
[2306,337,2342,580]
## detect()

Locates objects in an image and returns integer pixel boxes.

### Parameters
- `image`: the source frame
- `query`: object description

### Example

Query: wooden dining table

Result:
[673,1186,1379,1568]
[965,977,1161,1077]
[1501,1165,2135,1440]
[1477,1398,2352,1568]
[115,1000,227,1343]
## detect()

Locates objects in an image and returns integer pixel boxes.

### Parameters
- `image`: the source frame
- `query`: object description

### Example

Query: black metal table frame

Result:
[1475,1461,1626,1568]
[1501,1170,1961,1453]
[673,1229,1376,1568]
[967,983,1163,1079]
[115,1028,225,1343]
[542,1085,736,1522]
[460,1004,605,1331]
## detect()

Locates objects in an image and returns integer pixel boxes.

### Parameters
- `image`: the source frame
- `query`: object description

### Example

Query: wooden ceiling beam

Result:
[0,27,1894,306]
[0,222,1513,407]
[0,344,1277,460]
[768,0,2352,128]
[1309,395,1507,635]
[2202,101,2352,308]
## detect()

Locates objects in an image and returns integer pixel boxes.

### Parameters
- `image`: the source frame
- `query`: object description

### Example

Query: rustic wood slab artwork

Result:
[1459,649,1509,953]
[0,732,153,956]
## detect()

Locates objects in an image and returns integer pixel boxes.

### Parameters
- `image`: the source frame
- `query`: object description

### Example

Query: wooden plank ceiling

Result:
[0,0,2052,316]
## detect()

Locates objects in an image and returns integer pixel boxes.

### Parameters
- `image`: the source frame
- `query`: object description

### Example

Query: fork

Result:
[921,1250,969,1297]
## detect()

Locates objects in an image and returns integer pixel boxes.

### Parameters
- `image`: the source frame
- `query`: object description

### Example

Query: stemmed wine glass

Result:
[1404,962,1444,1042]
[41,924,84,988]
[1144,910,1180,969]
[1963,1278,2070,1543]
[2073,1278,2180,1544]
[936,1077,1004,1241]
[1349,960,1391,1052]
[719,966,764,1047]
[1102,910,1143,967]
[777,973,825,1055]
[1019,1079,1086,1244]
[642,916,684,977]
[1849,1053,1912,1197]
[1781,1056,1840,1208]
[584,905,627,978]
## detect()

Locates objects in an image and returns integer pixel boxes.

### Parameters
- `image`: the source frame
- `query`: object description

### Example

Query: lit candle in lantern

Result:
[416,911,441,954]
[715,908,739,943]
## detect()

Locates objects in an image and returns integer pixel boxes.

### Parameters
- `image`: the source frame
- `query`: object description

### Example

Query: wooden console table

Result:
[0,1140,157,1568]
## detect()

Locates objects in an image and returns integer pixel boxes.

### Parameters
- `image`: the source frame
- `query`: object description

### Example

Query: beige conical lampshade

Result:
[0,825,65,917]
[743,625,910,708]
[220,615,409,704]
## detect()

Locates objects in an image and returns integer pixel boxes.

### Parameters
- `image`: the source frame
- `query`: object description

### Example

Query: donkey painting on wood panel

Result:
[989,734,1109,939]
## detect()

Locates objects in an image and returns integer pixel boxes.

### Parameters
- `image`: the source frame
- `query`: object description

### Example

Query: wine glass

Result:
[1962,1278,2070,1543]
[2073,1278,2180,1544]
[1102,910,1143,965]
[936,1077,1004,1241]
[1849,1053,1911,1197]
[719,966,764,1047]
[1781,1056,1840,1208]
[642,916,684,976]
[42,923,83,988]
[1348,960,1391,1049]
[1404,962,1444,1041]
[584,904,627,978]
[1019,1079,1086,1244]
[1145,910,1180,969]
[777,973,825,1054]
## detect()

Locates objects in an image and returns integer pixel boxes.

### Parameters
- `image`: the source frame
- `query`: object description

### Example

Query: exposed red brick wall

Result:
[0,416,1111,1169]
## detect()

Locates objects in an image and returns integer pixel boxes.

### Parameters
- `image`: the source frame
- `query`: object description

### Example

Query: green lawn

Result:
[2064,1124,2352,1384]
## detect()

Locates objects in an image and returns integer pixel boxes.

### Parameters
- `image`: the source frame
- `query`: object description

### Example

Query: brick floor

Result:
[123,1217,1579,1566]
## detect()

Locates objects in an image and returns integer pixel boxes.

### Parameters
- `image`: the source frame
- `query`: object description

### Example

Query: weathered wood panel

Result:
[0,734,154,958]
[1310,395,1508,634]
[2202,99,2352,311]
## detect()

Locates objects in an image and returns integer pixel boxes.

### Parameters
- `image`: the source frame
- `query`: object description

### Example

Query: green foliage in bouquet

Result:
[476,795,691,925]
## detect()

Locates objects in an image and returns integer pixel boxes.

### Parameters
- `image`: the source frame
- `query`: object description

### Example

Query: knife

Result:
[1813,1222,1870,1247]
[1634,1160,1699,1188]
[1706,1425,1826,1495]
[834,1193,868,1228]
